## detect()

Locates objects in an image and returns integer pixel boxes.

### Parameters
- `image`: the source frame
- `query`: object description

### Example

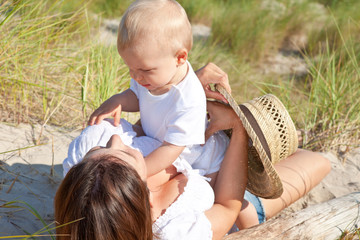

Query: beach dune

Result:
[0,123,359,237]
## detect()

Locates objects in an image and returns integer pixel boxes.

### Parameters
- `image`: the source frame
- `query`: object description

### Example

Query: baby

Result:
[88,0,228,183]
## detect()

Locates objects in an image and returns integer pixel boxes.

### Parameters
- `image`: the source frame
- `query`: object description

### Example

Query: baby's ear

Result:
[175,48,188,66]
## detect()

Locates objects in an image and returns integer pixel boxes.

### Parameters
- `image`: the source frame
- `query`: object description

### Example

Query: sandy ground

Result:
[0,123,78,236]
[0,123,359,237]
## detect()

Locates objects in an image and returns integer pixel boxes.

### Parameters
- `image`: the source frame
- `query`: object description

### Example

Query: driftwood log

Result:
[224,192,360,240]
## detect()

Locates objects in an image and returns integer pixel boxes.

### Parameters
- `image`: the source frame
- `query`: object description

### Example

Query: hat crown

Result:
[245,95,298,164]
[215,84,298,199]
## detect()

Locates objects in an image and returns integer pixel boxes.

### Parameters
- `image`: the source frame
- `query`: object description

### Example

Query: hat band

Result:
[239,105,271,161]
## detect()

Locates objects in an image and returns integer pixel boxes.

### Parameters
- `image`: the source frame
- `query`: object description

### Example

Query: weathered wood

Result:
[224,192,360,240]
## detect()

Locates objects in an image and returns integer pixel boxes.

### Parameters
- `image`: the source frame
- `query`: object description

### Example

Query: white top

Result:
[63,120,216,239]
[62,119,162,176]
[130,61,206,146]
[64,118,228,177]
[130,61,229,175]
[153,160,214,240]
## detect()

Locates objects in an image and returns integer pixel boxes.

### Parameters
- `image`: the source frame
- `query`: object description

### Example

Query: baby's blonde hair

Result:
[118,0,192,54]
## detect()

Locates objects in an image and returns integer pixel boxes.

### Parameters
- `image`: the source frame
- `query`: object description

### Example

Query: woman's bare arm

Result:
[204,101,248,240]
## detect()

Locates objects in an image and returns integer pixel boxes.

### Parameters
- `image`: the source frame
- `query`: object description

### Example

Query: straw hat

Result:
[216,85,298,199]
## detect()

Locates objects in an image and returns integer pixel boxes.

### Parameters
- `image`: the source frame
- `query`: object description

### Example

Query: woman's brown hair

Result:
[54,154,153,240]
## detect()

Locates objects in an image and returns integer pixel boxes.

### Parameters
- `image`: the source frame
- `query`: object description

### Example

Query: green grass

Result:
[0,0,88,126]
[303,36,360,150]
[1,0,359,238]
[0,0,129,129]
[1,0,359,150]
[0,200,84,239]
[85,45,129,109]
[90,0,132,18]
[0,200,55,239]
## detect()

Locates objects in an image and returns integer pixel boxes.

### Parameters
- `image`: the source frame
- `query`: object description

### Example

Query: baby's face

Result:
[119,43,186,95]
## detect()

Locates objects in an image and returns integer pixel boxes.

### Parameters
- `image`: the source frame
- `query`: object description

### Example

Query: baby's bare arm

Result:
[145,142,185,177]
[88,89,139,126]
[146,165,180,190]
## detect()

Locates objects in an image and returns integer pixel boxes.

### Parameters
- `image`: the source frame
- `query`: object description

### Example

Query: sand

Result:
[0,123,78,236]
[0,123,359,237]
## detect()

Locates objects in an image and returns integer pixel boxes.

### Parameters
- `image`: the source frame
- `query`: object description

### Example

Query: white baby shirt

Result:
[130,61,206,146]
[130,61,229,175]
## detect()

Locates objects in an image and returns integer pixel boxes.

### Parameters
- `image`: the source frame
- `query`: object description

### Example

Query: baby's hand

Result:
[195,62,231,103]
[88,95,123,126]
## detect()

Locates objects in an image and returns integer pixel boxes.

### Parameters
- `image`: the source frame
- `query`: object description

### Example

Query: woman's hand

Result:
[205,101,243,141]
[195,63,231,103]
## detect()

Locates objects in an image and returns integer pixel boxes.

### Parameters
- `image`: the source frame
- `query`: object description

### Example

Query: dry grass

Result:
[1,0,359,151]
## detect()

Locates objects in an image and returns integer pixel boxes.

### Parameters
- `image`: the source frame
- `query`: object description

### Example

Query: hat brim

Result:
[215,84,285,199]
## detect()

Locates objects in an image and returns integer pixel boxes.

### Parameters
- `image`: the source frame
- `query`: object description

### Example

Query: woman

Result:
[55,100,248,240]
[55,64,331,239]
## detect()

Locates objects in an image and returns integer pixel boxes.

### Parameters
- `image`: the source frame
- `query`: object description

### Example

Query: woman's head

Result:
[55,135,152,240]
[86,134,148,180]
